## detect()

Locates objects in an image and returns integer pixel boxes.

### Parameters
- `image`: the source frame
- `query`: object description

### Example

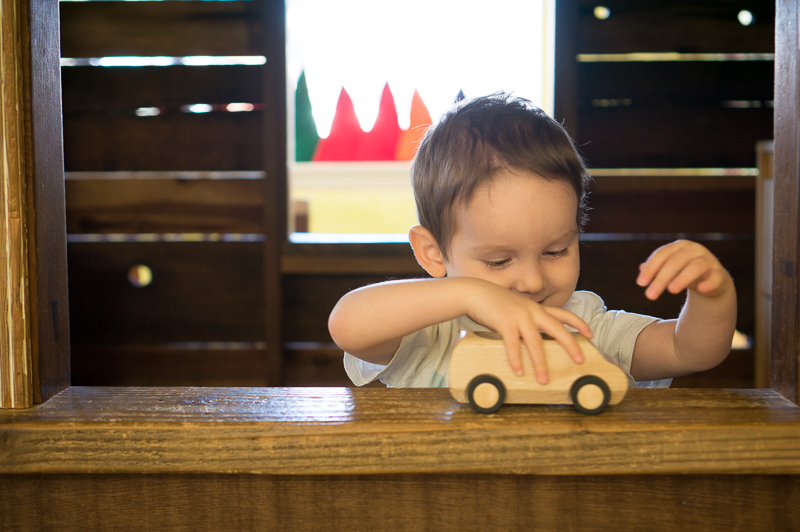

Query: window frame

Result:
[1,0,797,409]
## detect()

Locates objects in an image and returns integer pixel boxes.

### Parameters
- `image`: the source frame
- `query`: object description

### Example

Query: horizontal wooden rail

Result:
[60,1,263,58]
[575,0,773,54]
[1,386,799,475]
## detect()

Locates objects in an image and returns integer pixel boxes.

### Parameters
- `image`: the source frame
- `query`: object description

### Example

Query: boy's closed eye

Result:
[484,258,512,269]
[544,248,570,258]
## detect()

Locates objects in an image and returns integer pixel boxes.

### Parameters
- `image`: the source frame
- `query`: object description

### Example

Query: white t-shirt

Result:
[343,290,671,389]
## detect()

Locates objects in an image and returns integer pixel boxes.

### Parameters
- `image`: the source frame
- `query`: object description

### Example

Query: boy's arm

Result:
[629,240,737,381]
[328,277,593,383]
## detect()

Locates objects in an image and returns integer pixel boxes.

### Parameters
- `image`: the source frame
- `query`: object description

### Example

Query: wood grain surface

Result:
[1,473,797,532]
[0,0,33,408]
[1,386,799,475]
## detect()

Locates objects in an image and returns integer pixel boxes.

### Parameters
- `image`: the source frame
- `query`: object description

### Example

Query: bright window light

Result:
[286,0,556,234]
[92,56,176,67]
[135,107,161,117]
[287,0,555,137]
[182,104,214,114]
[180,56,266,66]
[226,103,255,112]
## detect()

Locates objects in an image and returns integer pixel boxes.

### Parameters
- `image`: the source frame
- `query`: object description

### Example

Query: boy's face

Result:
[444,168,580,310]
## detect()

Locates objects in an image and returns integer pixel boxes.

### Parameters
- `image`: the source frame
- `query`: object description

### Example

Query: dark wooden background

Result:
[62,0,774,388]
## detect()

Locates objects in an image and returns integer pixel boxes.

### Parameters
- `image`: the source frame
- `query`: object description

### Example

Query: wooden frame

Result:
[0,0,69,408]
[0,0,796,404]
[1,2,800,528]
[771,0,800,403]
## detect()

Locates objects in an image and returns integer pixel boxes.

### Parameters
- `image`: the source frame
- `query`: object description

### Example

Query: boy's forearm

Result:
[328,277,478,363]
[672,286,738,372]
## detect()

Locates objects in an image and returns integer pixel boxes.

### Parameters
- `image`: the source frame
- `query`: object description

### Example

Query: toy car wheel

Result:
[466,374,506,414]
[570,375,611,415]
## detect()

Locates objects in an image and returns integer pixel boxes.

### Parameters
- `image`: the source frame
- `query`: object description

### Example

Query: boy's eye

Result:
[484,258,511,268]
[544,248,570,258]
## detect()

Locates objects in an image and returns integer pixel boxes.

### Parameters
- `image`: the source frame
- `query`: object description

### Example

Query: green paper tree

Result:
[295,71,319,162]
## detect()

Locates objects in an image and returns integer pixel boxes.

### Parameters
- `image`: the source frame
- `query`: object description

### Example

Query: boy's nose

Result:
[513,267,546,296]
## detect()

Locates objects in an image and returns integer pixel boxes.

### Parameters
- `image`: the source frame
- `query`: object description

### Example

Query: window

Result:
[286,0,556,235]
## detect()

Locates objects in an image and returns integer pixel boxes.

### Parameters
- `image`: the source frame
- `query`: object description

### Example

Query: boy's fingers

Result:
[520,329,549,384]
[637,247,674,286]
[545,325,585,365]
[502,335,525,377]
[544,306,593,339]
[642,249,697,299]
[637,241,686,286]
[665,258,710,294]
[531,311,585,368]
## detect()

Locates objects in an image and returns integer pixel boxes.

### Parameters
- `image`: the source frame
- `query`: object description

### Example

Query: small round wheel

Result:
[466,374,506,414]
[570,375,611,415]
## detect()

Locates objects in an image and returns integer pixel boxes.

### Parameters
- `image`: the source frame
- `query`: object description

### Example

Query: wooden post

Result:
[772,0,800,404]
[262,0,287,385]
[0,0,69,408]
[0,0,33,408]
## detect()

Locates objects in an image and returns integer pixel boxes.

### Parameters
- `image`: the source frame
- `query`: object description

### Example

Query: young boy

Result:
[328,93,737,389]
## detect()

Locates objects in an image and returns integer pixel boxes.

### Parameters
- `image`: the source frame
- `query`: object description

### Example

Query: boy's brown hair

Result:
[411,93,591,260]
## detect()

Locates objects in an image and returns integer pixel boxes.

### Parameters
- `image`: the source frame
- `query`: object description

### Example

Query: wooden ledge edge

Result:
[1,387,799,476]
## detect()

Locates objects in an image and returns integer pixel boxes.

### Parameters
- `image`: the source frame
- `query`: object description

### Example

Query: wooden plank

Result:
[576,0,774,54]
[2,387,800,475]
[28,0,71,405]
[283,273,422,343]
[756,142,774,388]
[71,345,271,387]
[61,65,263,112]
[578,106,773,168]
[65,178,264,234]
[1,473,797,532]
[0,0,33,408]
[284,343,353,387]
[554,0,580,138]
[60,1,262,58]
[578,61,774,103]
[585,188,755,234]
[59,173,752,243]
[261,0,288,401]
[63,112,263,171]
[67,242,264,344]
[772,0,800,403]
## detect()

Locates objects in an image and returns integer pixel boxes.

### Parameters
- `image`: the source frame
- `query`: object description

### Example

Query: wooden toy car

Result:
[449,331,629,414]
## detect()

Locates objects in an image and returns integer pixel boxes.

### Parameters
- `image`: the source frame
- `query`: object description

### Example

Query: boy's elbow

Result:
[328,304,348,349]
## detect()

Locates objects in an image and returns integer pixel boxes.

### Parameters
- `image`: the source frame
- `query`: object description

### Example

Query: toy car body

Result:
[449,331,629,414]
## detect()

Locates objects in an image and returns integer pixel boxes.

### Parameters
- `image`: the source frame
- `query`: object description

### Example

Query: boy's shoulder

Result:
[564,291,606,318]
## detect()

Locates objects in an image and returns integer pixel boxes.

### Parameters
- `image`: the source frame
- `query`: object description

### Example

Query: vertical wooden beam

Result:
[26,0,69,402]
[261,0,287,385]
[0,0,68,408]
[553,0,579,139]
[772,0,800,403]
[755,141,774,389]
[0,0,33,408]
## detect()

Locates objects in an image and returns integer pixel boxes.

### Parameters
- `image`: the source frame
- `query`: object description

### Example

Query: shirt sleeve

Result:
[567,291,670,388]
[343,319,461,388]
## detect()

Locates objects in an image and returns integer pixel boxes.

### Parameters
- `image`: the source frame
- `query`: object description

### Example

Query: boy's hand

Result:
[464,280,593,385]
[636,240,733,301]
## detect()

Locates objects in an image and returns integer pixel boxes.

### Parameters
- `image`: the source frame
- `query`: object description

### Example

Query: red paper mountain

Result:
[308,82,436,162]
[312,87,365,161]
[356,83,402,161]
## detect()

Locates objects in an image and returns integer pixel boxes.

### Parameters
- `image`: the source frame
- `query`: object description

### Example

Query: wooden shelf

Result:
[2,386,799,476]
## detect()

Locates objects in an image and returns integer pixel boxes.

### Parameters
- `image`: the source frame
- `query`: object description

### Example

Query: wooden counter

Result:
[1,387,800,530]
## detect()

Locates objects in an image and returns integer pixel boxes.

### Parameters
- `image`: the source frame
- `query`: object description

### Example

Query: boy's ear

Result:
[409,225,448,278]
